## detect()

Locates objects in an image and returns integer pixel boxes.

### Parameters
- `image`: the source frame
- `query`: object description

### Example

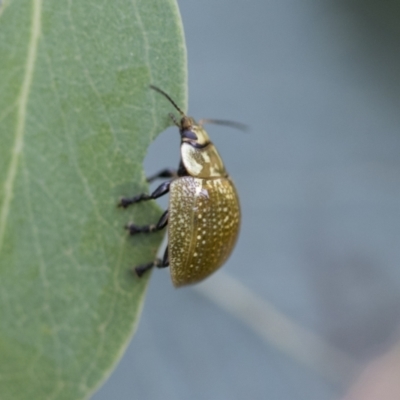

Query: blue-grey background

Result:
[94,0,400,399]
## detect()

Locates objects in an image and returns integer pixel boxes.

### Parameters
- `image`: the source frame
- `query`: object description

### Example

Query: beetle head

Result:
[149,86,211,148]
[150,85,227,179]
[180,116,210,148]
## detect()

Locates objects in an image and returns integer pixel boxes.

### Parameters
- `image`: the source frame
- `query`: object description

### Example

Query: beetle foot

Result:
[118,198,133,208]
[125,223,156,235]
[118,193,153,208]
[134,259,161,277]
[125,223,141,235]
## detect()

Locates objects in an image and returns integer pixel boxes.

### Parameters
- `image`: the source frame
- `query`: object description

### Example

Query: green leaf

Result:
[0,0,186,398]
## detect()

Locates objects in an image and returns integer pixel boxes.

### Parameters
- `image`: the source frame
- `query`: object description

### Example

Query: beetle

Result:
[118,85,241,287]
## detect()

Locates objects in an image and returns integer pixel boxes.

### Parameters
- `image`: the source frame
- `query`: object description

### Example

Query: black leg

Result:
[162,246,169,266]
[134,247,170,277]
[118,181,170,209]
[146,168,177,183]
[125,210,168,235]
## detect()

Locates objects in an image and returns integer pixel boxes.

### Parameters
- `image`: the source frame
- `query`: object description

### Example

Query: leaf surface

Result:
[0,0,186,398]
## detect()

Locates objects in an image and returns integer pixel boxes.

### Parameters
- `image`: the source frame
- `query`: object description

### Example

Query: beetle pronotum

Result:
[118,85,241,287]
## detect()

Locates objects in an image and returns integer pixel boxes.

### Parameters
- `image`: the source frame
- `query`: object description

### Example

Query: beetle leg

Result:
[146,168,177,183]
[162,246,169,266]
[118,181,170,208]
[134,261,157,277]
[125,210,168,235]
[134,247,170,277]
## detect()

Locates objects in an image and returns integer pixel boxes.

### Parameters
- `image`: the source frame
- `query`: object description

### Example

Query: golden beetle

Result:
[118,85,241,287]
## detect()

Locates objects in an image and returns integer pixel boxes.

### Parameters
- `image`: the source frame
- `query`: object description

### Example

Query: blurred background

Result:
[94,0,400,399]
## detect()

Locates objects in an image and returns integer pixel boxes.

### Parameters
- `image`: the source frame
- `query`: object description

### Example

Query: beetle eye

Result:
[181,130,198,141]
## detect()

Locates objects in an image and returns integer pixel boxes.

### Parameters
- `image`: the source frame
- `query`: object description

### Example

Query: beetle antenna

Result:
[168,113,181,127]
[150,85,185,116]
[198,119,248,132]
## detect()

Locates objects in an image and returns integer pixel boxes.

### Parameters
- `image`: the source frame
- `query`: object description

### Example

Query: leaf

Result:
[0,0,186,398]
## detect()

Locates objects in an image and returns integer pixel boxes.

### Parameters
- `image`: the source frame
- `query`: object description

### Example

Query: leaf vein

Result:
[0,0,42,254]
[22,162,64,396]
